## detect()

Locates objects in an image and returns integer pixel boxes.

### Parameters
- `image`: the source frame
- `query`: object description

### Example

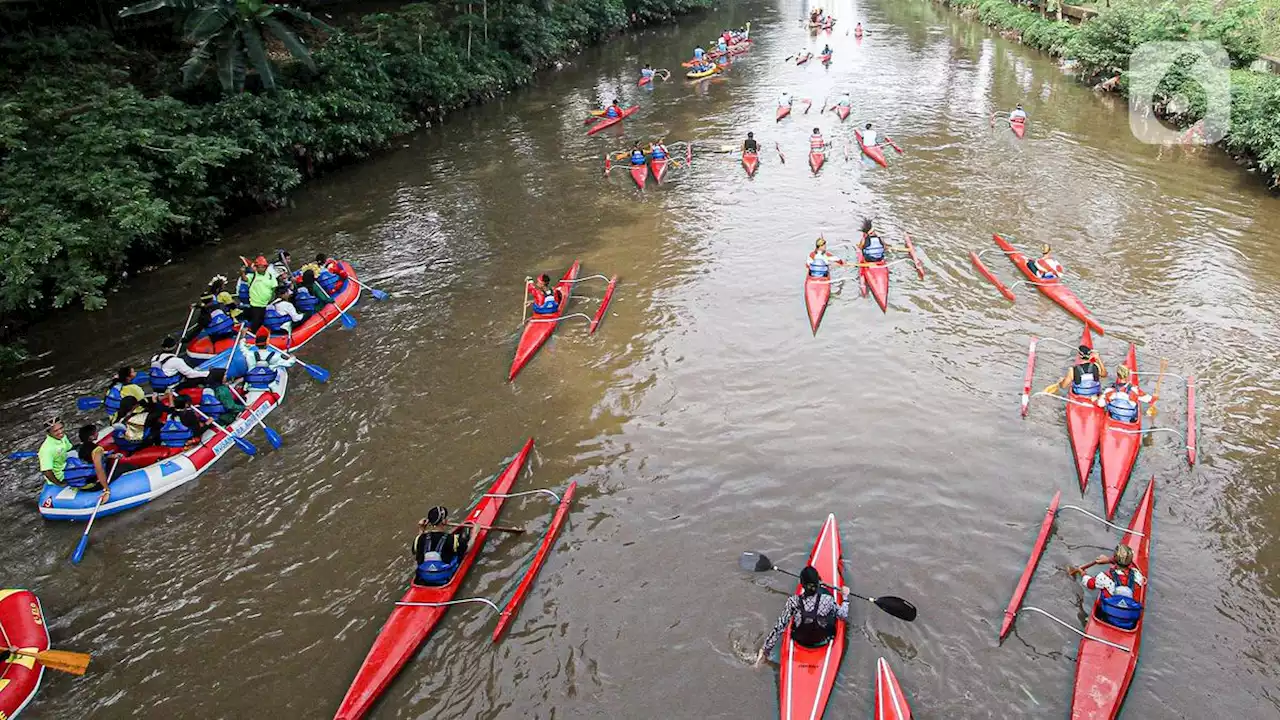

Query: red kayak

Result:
[992,233,1105,334]
[999,491,1061,640]
[509,262,579,381]
[855,130,888,168]
[809,147,825,174]
[650,155,670,184]
[862,257,889,312]
[491,481,576,642]
[1011,117,1026,138]
[1066,326,1107,492]
[185,260,360,359]
[1099,344,1140,519]
[586,105,638,136]
[1072,478,1154,719]
[804,273,831,334]
[743,151,759,177]
[333,438,534,720]
[875,657,913,720]
[819,53,832,64]
[777,105,792,121]
[796,52,812,65]
[779,514,845,720]
[629,163,647,189]
[835,105,850,121]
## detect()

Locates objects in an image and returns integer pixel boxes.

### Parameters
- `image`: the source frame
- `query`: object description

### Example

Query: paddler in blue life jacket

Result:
[693,45,706,61]
[605,99,622,119]
[1096,364,1153,422]
[717,36,729,53]
[1068,543,1145,630]
[184,294,238,344]
[821,43,832,57]
[858,218,890,263]
[199,368,245,425]
[103,366,146,422]
[413,506,472,586]
[807,237,847,278]
[755,566,852,667]
[649,141,668,161]
[1050,344,1107,397]
[629,142,647,166]
[62,423,120,496]
[526,274,563,316]
[157,395,210,448]
[240,327,295,391]
[641,64,655,82]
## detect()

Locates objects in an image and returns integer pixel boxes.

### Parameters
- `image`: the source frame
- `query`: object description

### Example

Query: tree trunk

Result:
[483,0,488,43]
[467,2,473,57]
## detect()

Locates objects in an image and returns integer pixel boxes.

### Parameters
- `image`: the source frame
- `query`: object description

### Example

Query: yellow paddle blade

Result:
[11,648,92,675]
[1041,383,1060,395]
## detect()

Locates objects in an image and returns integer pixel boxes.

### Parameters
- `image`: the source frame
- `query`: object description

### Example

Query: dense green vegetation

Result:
[946,0,1280,187]
[0,0,712,365]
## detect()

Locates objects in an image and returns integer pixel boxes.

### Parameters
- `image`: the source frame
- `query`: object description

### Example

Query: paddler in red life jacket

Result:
[807,237,847,278]
[1068,544,1145,630]
[1095,364,1153,422]
[855,22,864,36]
[858,218,889,263]
[755,566,851,667]
[526,274,563,316]
[1050,344,1107,397]
[809,128,826,151]
[1027,244,1064,280]
[413,506,471,586]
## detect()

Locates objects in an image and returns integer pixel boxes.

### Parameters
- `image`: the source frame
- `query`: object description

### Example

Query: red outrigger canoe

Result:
[333,438,534,720]
[491,481,577,642]
[875,657,913,720]
[629,163,648,189]
[743,151,760,177]
[650,155,670,184]
[779,514,845,720]
[1073,478,1154,719]
[990,233,1105,334]
[1011,117,1027,138]
[510,262,578,381]
[796,52,813,65]
[1099,344,1141,519]
[809,147,826,174]
[185,260,360,359]
[586,105,638,136]
[1067,327,1107,492]
[804,273,831,335]
[855,130,888,168]
[777,105,792,121]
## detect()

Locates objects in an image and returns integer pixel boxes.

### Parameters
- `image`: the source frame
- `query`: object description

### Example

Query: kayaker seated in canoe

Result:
[809,128,826,150]
[754,566,852,666]
[103,366,147,422]
[628,142,647,166]
[858,219,893,263]
[413,506,472,586]
[111,396,161,452]
[1010,104,1028,121]
[157,395,210,449]
[1068,544,1145,630]
[1050,345,1106,397]
[640,64,655,81]
[861,122,881,147]
[808,238,847,278]
[821,44,832,56]
[835,92,851,108]
[1095,365,1153,423]
[778,91,792,108]
[61,423,121,496]
[240,327,296,390]
[526,274,564,316]
[650,142,669,160]
[1027,244,1064,280]
[855,22,864,35]
[743,132,759,154]
[149,335,211,393]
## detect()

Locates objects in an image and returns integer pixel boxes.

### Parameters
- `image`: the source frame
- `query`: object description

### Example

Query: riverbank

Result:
[933,0,1280,191]
[0,0,713,368]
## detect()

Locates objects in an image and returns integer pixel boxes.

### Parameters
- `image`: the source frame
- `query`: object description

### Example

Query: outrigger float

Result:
[333,438,577,719]
[971,233,1105,334]
[1019,329,1195,518]
[510,261,617,381]
[1000,478,1156,720]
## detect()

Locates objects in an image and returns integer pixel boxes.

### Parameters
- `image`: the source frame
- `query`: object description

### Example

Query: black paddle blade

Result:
[739,551,774,572]
[873,596,917,622]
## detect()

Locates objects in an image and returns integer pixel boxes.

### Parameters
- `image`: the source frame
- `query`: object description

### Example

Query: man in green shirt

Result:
[244,255,278,331]
[38,417,73,484]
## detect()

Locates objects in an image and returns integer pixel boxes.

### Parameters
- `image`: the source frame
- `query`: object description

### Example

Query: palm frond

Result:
[239,20,277,91]
[262,17,315,70]
[214,25,246,92]
[180,37,215,86]
[272,4,336,34]
[119,0,199,18]
[184,4,234,42]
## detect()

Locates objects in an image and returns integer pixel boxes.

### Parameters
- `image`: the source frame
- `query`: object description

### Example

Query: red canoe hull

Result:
[779,514,845,720]
[819,53,832,64]
[1011,118,1026,138]
[0,589,50,720]
[333,438,534,720]
[743,151,759,176]
[993,233,1105,334]
[862,261,889,312]
[586,105,638,135]
[796,53,812,65]
[1067,326,1106,492]
[856,131,888,168]
[650,157,669,184]
[809,150,825,174]
[1099,345,1140,519]
[777,105,792,121]
[875,657,913,720]
[509,262,580,381]
[805,274,831,334]
[629,164,647,189]
[836,105,850,121]
[1071,478,1154,720]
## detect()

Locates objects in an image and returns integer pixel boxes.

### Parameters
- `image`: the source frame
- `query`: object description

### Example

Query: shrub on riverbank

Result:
[0,0,712,365]
[943,0,1280,187]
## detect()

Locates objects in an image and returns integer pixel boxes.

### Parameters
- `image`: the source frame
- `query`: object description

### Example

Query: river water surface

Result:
[4,0,1279,717]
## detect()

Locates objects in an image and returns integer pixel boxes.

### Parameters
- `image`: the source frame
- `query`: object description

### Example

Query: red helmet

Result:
[253,255,268,266]
[255,327,270,342]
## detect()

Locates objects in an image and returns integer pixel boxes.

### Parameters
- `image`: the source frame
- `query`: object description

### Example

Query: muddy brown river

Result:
[3,0,1278,717]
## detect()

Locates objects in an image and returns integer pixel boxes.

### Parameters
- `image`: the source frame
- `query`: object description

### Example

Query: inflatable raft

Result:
[184,260,360,359]
[0,589,50,719]
[37,369,288,521]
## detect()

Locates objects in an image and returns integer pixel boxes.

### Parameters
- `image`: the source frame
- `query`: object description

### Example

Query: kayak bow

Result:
[777,105,792,121]
[778,514,845,720]
[809,147,826,174]
[804,273,832,335]
[333,438,534,720]
[743,150,760,177]
[875,657,913,720]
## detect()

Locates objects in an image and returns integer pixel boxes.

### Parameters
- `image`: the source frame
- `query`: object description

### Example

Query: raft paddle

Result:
[177,304,197,348]
[8,451,37,460]
[190,408,257,457]
[227,385,283,450]
[739,550,917,622]
[6,648,92,676]
[350,278,390,301]
[71,456,121,564]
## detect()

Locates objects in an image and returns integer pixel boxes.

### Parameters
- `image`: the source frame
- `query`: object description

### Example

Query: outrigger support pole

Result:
[1058,505,1147,537]
[1017,606,1133,653]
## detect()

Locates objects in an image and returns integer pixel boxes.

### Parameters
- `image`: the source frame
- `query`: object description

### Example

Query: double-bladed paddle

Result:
[739,551,918,622]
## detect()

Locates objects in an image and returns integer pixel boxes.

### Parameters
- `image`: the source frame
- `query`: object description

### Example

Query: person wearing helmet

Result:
[244,255,277,330]
[1050,344,1107,397]
[1095,364,1154,422]
[1068,544,1146,629]
[742,132,759,154]
[413,506,472,586]
[755,565,851,666]
[1028,243,1064,280]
